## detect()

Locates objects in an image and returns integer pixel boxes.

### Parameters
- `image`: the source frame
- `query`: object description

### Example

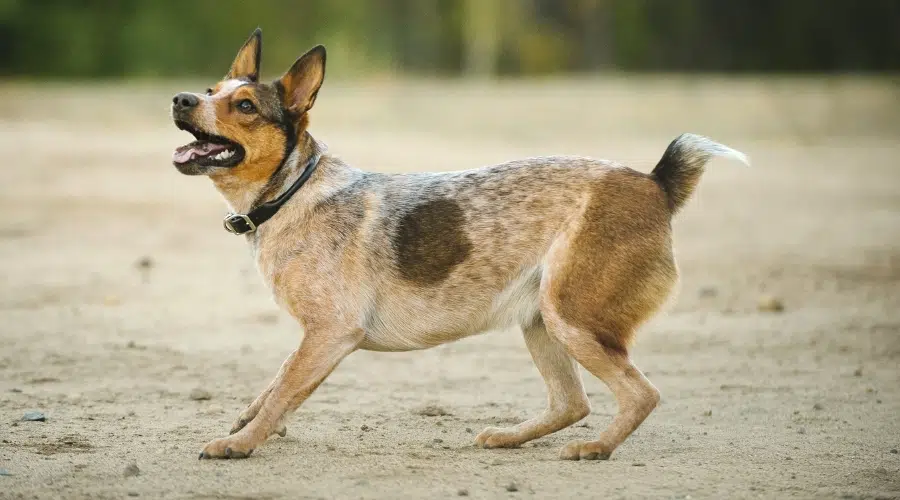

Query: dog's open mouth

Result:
[173,120,245,169]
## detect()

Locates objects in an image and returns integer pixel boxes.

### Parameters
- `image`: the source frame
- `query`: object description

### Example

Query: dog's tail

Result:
[651,133,749,214]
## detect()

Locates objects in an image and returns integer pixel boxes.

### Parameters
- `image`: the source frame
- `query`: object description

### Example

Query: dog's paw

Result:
[198,436,255,460]
[475,426,525,449]
[558,439,611,461]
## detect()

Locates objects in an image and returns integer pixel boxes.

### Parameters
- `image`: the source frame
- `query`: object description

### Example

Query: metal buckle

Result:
[222,213,256,235]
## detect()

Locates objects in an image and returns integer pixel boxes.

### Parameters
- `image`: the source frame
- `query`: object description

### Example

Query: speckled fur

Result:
[177,29,748,462]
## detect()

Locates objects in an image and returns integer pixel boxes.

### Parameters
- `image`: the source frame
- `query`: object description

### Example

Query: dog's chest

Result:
[251,231,359,323]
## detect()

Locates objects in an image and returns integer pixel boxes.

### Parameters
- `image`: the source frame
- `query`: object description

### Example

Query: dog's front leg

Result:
[229,350,298,437]
[199,329,362,459]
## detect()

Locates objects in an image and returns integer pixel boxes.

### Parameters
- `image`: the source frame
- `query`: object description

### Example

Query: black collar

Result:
[222,152,322,235]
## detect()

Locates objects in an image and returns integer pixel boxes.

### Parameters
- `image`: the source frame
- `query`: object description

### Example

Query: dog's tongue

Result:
[173,141,227,164]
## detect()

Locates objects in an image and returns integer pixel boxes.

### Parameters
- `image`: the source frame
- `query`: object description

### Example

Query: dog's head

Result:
[171,28,325,178]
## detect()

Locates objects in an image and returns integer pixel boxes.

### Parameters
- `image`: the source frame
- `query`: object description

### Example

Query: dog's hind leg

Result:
[537,175,674,460]
[475,317,591,448]
[546,316,661,461]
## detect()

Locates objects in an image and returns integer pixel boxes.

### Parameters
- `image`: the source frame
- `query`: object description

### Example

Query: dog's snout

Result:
[172,93,199,110]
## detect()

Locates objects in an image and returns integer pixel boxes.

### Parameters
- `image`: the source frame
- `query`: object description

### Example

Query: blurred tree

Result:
[462,0,499,77]
[0,0,897,78]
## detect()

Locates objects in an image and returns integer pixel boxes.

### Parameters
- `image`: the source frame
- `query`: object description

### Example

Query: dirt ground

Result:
[1,78,899,499]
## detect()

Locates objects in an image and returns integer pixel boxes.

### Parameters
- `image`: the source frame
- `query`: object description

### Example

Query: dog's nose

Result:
[172,93,199,109]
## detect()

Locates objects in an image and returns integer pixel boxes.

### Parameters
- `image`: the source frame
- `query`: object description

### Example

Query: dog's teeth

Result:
[215,152,225,160]
[223,150,233,158]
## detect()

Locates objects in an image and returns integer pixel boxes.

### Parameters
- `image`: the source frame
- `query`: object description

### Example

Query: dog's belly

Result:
[358,265,543,352]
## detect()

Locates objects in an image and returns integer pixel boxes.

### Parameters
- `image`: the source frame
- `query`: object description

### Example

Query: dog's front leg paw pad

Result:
[559,440,611,461]
[475,427,523,449]
[225,447,253,459]
[199,437,255,459]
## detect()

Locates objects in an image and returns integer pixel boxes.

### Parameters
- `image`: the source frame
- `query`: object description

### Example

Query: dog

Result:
[171,28,748,460]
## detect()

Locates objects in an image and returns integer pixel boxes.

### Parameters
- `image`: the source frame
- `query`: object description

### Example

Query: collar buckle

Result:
[223,213,256,235]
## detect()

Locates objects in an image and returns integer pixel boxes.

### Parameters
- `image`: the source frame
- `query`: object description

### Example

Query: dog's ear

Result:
[278,45,326,115]
[226,28,262,82]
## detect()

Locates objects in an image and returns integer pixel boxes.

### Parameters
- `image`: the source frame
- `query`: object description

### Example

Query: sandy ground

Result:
[0,78,899,499]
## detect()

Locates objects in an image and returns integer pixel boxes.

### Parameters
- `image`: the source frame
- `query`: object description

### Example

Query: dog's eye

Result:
[205,88,213,96]
[237,99,256,114]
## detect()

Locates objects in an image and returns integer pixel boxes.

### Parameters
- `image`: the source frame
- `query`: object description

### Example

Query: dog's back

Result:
[330,156,668,352]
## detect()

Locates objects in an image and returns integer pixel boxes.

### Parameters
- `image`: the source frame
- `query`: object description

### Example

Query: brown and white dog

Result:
[171,29,748,460]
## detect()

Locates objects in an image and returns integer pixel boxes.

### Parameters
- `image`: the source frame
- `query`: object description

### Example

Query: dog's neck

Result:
[210,131,324,216]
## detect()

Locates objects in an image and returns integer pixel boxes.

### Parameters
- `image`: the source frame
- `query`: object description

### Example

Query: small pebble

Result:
[632,462,647,467]
[0,469,11,476]
[126,340,137,349]
[797,427,806,435]
[433,438,443,443]
[188,388,212,401]
[22,411,46,422]
[813,403,823,410]
[414,405,451,417]
[891,449,898,454]
[128,493,139,497]
[757,295,784,313]
[853,368,863,377]
[465,427,473,434]
[505,481,518,492]
[703,410,712,417]
[698,286,718,298]
[9,388,22,393]
[135,256,154,270]
[123,463,140,477]
[457,488,469,496]
[360,424,371,431]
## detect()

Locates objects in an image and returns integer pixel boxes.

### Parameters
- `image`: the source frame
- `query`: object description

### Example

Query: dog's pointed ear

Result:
[278,45,326,115]
[226,28,262,82]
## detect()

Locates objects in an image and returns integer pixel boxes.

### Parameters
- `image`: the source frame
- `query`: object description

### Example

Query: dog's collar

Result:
[222,152,322,235]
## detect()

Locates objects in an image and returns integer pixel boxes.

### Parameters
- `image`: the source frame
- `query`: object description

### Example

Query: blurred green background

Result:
[2,0,899,80]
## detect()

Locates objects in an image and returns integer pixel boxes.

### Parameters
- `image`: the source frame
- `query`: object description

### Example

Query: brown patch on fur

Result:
[394,198,473,285]
[249,124,314,207]
[548,168,676,354]
[208,85,301,194]
[212,112,286,186]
